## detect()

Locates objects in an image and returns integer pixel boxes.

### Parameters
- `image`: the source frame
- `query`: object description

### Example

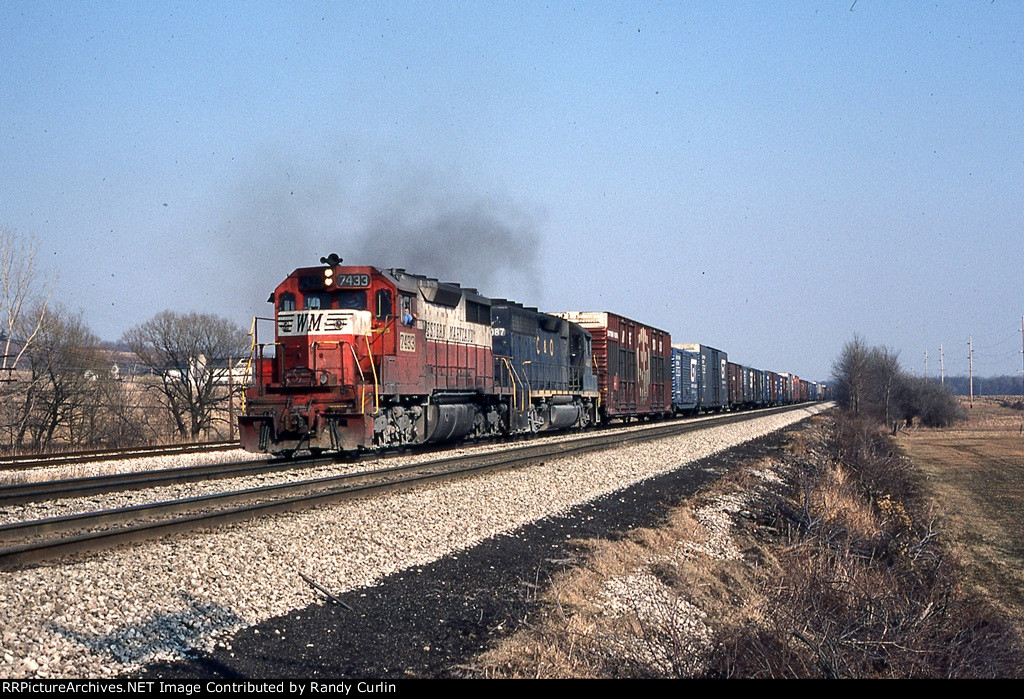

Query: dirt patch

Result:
[899,396,1024,633]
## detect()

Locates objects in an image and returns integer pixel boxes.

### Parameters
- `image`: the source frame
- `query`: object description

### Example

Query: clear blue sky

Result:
[2,1,1021,381]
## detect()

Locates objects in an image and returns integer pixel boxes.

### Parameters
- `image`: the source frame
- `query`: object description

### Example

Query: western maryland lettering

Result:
[277,310,372,337]
[424,321,480,344]
[419,299,490,348]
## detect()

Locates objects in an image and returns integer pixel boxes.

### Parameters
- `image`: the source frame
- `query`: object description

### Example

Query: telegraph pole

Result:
[228,356,236,442]
[925,349,929,378]
[969,335,974,409]
[940,343,945,387]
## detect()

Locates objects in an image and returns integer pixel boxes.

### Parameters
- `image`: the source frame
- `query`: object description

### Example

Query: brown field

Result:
[898,396,1024,633]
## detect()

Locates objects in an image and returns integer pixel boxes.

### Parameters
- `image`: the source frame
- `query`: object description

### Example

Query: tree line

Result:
[941,375,1024,398]
[1,227,249,453]
[831,336,965,427]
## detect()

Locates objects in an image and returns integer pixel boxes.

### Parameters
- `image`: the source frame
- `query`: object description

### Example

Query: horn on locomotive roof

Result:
[319,253,343,266]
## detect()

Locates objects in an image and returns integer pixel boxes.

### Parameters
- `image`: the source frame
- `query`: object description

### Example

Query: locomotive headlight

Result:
[324,268,334,277]
[323,268,334,286]
[324,277,334,286]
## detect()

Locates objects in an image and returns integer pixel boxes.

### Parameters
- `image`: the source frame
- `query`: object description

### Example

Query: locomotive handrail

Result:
[240,317,258,412]
[346,343,376,415]
[499,356,520,411]
[348,344,365,382]
[520,360,533,408]
[255,342,284,395]
[249,316,278,396]
[364,335,380,412]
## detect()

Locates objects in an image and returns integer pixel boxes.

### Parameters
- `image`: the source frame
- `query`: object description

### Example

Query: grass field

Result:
[899,396,1024,634]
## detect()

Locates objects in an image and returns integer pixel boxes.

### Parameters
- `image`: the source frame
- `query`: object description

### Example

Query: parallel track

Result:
[0,405,789,506]
[0,403,818,570]
[0,441,240,471]
[0,454,318,507]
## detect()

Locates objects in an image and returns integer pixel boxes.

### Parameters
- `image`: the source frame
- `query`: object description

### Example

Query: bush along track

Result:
[475,413,1024,678]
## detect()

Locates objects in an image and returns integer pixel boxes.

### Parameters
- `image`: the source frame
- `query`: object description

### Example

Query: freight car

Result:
[672,343,728,414]
[670,345,700,414]
[552,311,672,421]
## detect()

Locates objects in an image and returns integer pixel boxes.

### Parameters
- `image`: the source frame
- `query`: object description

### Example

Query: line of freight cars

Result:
[671,343,826,416]
[239,259,826,456]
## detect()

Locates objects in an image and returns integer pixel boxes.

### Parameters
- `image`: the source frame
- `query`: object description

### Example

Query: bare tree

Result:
[831,335,871,414]
[867,346,901,425]
[0,228,47,373]
[0,228,49,451]
[122,311,249,439]
[833,335,964,428]
[91,376,148,447]
[18,305,105,450]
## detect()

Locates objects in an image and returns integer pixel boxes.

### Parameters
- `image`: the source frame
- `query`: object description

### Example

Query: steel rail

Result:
[0,403,822,570]
[0,441,240,471]
[0,454,330,507]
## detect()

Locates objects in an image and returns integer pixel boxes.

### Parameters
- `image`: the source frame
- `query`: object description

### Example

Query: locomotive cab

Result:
[240,262,407,454]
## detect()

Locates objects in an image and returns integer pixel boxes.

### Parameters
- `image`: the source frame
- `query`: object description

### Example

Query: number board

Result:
[334,273,370,288]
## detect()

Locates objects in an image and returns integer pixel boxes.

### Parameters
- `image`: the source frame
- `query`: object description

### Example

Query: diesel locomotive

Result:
[239,257,599,455]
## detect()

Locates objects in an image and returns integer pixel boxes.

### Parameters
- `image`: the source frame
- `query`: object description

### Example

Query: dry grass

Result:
[898,396,1024,635]
[473,433,801,678]
[470,413,1023,678]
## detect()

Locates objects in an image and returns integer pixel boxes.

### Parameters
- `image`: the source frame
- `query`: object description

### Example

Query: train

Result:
[238,256,826,456]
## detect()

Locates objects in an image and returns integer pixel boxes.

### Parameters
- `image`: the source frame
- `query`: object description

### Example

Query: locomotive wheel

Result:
[526,407,544,434]
[578,408,591,430]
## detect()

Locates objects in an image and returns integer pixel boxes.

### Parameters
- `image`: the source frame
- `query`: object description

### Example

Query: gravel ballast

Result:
[0,405,827,678]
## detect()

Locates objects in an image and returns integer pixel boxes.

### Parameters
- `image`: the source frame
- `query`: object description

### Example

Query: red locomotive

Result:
[239,256,601,455]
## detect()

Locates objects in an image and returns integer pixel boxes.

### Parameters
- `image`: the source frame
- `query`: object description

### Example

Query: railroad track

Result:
[0,453,319,507]
[0,407,774,506]
[0,404,818,570]
[0,440,240,471]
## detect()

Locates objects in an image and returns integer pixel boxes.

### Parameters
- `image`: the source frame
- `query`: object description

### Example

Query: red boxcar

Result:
[727,361,743,408]
[795,377,809,402]
[553,311,671,420]
[766,370,779,405]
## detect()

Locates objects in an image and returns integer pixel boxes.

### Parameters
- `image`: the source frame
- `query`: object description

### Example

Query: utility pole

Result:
[925,349,929,378]
[969,335,974,409]
[228,356,236,442]
[940,343,945,387]
[1020,316,1024,399]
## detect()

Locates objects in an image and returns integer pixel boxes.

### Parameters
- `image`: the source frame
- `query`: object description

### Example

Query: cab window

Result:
[278,293,296,312]
[375,289,393,320]
[303,293,331,310]
[336,291,367,310]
